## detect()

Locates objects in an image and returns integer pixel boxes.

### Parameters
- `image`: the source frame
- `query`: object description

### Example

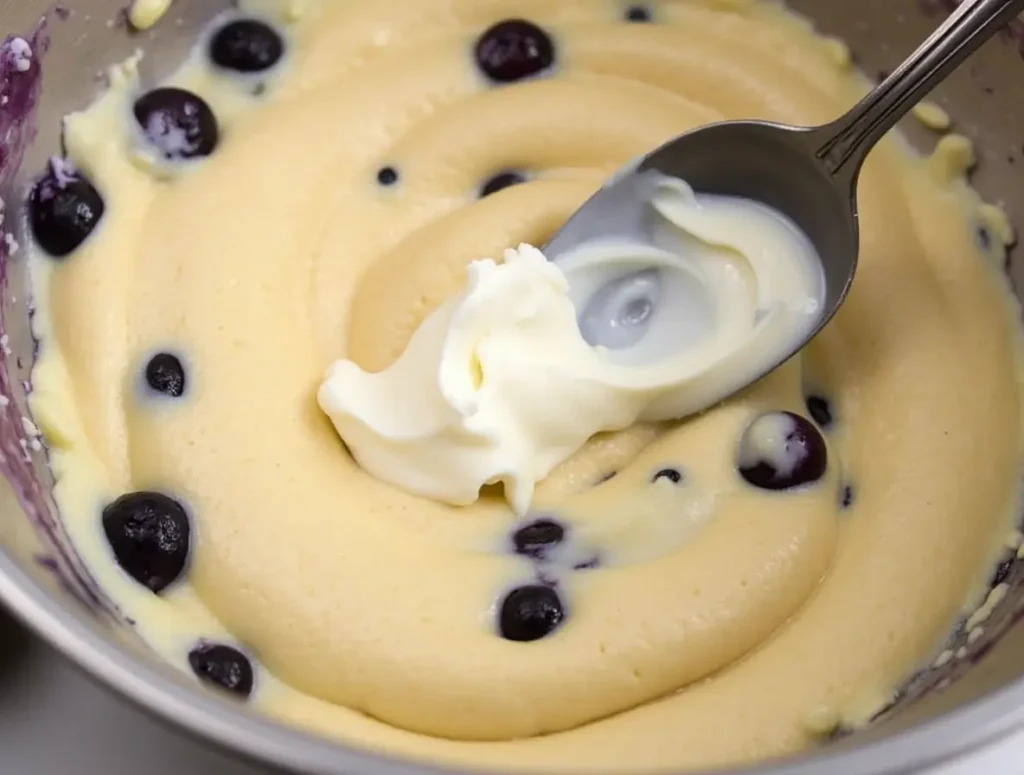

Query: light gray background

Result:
[0,604,1019,775]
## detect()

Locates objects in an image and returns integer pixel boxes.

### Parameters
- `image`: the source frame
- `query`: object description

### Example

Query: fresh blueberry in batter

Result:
[652,468,682,484]
[805,394,833,428]
[133,87,219,160]
[145,353,186,398]
[102,491,190,593]
[499,584,565,641]
[841,484,855,508]
[474,20,555,83]
[738,412,828,491]
[512,518,566,559]
[625,5,653,22]
[210,19,284,73]
[188,642,255,698]
[377,166,399,186]
[28,173,105,258]
[480,171,526,197]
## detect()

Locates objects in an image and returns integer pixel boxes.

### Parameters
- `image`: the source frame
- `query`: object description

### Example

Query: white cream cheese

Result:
[318,177,824,513]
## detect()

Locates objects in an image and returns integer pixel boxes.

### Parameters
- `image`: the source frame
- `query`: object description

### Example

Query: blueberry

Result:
[210,19,284,73]
[625,5,652,22]
[498,584,565,642]
[652,468,682,484]
[512,518,565,559]
[474,20,555,83]
[145,353,186,398]
[480,171,525,197]
[738,411,827,491]
[102,491,190,593]
[188,643,254,698]
[841,484,855,508]
[29,174,105,258]
[133,88,219,160]
[377,166,399,186]
[805,395,833,428]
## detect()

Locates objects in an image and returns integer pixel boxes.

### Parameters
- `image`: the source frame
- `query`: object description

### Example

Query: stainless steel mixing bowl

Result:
[2,1,1024,773]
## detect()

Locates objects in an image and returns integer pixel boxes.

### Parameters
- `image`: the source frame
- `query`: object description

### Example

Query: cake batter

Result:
[22,0,1024,771]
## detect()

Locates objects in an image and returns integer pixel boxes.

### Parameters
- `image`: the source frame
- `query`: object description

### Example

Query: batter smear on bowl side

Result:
[20,0,1024,772]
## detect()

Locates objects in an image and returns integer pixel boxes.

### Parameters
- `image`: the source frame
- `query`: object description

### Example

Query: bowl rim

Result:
[3,0,1024,771]
[2,545,1024,774]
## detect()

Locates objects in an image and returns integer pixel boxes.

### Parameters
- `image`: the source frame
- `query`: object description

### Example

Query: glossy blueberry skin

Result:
[498,584,565,642]
[102,491,190,593]
[805,395,834,428]
[652,468,682,484]
[474,20,555,83]
[133,87,219,160]
[511,519,566,560]
[145,353,186,398]
[29,174,106,258]
[377,166,399,186]
[210,19,285,73]
[188,643,255,698]
[738,412,828,491]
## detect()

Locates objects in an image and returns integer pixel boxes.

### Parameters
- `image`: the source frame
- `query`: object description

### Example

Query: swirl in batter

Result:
[24,0,1024,771]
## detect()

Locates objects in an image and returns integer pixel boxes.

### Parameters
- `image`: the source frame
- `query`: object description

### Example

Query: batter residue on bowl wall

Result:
[18,0,1024,771]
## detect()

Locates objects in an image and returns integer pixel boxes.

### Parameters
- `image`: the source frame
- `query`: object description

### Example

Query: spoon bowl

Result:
[545,0,1024,410]
[545,120,857,368]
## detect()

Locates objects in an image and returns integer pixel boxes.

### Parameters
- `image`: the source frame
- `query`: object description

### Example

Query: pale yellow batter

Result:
[24,0,1024,772]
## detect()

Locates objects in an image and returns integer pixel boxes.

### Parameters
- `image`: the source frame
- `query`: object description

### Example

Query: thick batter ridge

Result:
[23,0,1024,771]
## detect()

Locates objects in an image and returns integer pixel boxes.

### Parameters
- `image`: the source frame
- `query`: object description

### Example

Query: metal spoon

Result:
[545,0,1024,391]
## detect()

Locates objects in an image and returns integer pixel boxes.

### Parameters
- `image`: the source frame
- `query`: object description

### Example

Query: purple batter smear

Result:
[0,20,111,615]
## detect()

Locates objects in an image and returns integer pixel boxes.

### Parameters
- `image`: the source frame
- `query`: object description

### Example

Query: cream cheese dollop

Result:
[318,177,824,513]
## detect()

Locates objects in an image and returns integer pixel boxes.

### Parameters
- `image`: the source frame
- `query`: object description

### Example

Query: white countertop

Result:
[0,606,1019,775]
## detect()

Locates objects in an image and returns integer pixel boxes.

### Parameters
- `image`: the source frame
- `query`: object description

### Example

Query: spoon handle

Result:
[815,0,1024,177]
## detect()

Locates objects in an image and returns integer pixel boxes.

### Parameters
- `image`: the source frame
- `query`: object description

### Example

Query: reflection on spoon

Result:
[558,173,823,383]
[579,267,662,351]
